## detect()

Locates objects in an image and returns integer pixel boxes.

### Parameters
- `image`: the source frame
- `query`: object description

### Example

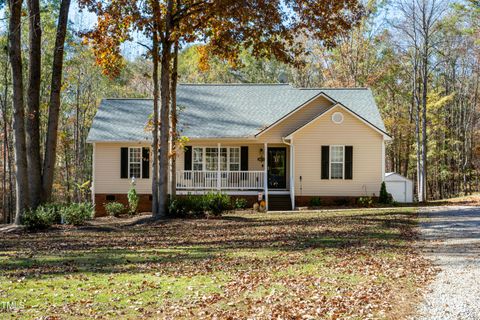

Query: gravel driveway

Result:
[415,206,480,320]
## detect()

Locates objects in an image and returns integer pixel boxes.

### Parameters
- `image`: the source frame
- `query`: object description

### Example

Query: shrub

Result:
[168,198,181,217]
[22,205,58,230]
[379,182,391,204]
[234,197,248,210]
[104,201,125,217]
[204,192,231,216]
[357,196,373,207]
[309,197,322,207]
[128,187,139,215]
[168,192,231,217]
[168,197,201,218]
[60,203,94,225]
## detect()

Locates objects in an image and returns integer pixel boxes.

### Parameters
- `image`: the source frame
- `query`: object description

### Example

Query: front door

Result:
[268,147,287,189]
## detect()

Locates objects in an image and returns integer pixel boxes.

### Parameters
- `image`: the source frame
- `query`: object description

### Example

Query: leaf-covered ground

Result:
[0,209,434,319]
[427,193,480,207]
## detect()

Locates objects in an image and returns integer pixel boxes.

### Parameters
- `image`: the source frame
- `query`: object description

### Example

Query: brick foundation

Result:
[95,193,367,216]
[175,195,259,207]
[94,193,152,217]
[94,193,260,217]
[295,196,359,207]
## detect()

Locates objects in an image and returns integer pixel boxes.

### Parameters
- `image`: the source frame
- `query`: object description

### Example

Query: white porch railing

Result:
[176,170,264,190]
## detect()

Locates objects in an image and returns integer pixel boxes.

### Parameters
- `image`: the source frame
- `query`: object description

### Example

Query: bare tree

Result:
[8,0,30,224]
[42,0,72,202]
[170,41,179,199]
[394,0,447,201]
[25,0,43,209]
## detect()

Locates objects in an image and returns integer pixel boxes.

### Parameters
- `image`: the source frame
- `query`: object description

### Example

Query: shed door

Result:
[386,181,406,203]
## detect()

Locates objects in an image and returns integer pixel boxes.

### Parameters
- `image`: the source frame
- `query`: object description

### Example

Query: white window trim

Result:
[128,147,143,179]
[205,147,219,171]
[193,147,204,171]
[229,148,240,171]
[191,146,241,171]
[329,145,345,180]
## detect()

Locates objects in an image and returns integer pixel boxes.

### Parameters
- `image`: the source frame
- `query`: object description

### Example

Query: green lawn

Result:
[0,208,432,319]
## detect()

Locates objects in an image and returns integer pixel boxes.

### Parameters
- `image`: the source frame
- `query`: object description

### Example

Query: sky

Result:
[0,1,146,59]
[69,1,148,60]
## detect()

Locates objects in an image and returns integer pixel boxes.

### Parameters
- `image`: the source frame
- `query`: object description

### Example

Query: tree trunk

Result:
[156,0,174,218]
[26,0,43,209]
[151,29,160,216]
[42,0,72,202]
[158,41,172,218]
[8,0,30,224]
[170,41,179,199]
[412,49,423,202]
[420,3,429,202]
[1,50,10,222]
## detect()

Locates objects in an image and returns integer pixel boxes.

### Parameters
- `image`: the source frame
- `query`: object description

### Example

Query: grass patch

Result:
[0,208,432,319]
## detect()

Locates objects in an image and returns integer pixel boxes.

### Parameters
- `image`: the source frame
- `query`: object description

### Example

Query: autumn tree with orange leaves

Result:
[80,0,365,218]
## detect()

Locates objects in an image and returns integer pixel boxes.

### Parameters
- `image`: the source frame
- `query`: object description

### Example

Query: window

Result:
[193,147,203,171]
[220,148,228,171]
[229,148,240,171]
[330,145,344,179]
[205,148,218,171]
[129,147,142,178]
[191,147,241,171]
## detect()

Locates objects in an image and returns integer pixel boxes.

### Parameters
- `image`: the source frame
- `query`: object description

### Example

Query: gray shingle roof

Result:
[87,84,386,142]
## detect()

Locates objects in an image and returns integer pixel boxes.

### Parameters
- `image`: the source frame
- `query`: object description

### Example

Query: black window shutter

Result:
[321,146,329,180]
[240,146,248,171]
[142,147,150,179]
[184,146,192,170]
[345,146,353,180]
[121,147,128,179]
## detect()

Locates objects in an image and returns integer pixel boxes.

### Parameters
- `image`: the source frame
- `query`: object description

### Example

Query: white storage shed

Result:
[385,172,414,203]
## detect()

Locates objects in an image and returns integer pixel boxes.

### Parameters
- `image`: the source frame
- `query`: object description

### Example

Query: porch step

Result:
[268,194,292,211]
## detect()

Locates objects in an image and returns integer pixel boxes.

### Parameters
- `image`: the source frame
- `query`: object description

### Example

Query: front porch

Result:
[174,142,294,210]
[176,170,266,190]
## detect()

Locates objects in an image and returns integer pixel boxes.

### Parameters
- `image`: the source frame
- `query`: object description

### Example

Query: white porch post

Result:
[217,142,221,190]
[264,143,268,211]
[290,139,295,210]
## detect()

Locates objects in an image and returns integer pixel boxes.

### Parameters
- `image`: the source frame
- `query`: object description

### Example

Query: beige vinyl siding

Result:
[93,99,382,197]
[94,141,271,195]
[94,142,152,194]
[257,95,333,143]
[293,105,383,197]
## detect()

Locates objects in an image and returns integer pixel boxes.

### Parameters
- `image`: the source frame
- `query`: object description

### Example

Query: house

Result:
[87,84,391,215]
